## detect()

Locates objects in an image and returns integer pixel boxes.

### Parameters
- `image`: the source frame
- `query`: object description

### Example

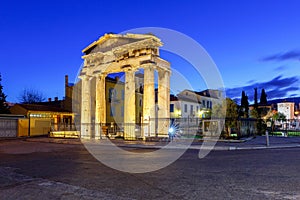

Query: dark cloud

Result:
[261,50,300,62]
[246,79,256,84]
[267,87,299,99]
[226,75,300,102]
[275,65,287,71]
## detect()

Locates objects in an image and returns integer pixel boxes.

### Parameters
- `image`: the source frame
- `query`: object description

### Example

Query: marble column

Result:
[143,65,156,137]
[95,74,106,139]
[157,70,170,137]
[81,75,92,139]
[124,70,136,140]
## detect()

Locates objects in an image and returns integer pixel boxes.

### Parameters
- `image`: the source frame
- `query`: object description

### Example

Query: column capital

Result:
[158,69,171,75]
[78,74,93,81]
[94,73,107,79]
[157,67,171,75]
[140,63,156,70]
[124,68,138,74]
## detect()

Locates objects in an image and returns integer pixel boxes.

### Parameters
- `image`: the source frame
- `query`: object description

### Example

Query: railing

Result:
[51,123,77,132]
[50,123,79,138]
[65,118,300,139]
[269,119,300,137]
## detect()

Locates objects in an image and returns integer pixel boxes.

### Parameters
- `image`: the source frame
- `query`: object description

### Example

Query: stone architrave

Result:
[79,33,171,140]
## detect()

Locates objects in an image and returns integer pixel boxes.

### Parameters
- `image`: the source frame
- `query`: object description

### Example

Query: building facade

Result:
[170,89,223,119]
[278,102,295,119]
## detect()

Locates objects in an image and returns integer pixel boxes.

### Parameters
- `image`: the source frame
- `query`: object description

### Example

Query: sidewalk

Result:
[24,135,300,151]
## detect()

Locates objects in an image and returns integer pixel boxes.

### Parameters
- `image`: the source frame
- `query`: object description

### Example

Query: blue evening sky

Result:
[1,0,300,103]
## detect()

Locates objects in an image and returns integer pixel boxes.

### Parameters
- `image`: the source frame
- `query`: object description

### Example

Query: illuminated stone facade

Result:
[79,33,171,140]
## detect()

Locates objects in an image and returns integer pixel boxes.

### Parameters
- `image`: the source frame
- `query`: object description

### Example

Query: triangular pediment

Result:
[83,34,158,55]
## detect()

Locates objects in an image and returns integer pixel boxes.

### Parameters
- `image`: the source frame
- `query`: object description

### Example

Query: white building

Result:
[277,102,295,119]
[170,89,223,119]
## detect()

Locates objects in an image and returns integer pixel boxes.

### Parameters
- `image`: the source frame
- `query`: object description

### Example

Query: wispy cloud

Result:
[226,75,300,102]
[260,50,300,62]
[246,79,256,84]
[274,65,287,71]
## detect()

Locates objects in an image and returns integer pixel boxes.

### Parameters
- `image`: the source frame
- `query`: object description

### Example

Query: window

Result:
[196,106,198,112]
[207,101,210,108]
[202,100,205,107]
[170,104,174,112]
[184,104,187,113]
[190,105,193,115]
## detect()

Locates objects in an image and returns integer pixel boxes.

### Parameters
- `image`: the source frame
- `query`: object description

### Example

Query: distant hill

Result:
[267,97,300,105]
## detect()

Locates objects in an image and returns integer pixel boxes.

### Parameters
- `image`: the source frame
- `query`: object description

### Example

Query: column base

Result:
[81,135,91,139]
[124,137,136,140]
[156,133,169,138]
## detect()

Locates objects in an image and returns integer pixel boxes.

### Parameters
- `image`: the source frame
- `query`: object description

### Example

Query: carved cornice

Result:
[82,33,162,54]
[80,33,170,76]
[112,38,162,57]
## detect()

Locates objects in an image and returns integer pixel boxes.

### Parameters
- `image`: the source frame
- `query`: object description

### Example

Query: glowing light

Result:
[168,120,181,138]
[169,127,174,134]
[175,110,181,117]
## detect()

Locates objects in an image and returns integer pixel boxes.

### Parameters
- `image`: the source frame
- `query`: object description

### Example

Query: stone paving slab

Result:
[1,138,300,199]
[0,167,133,200]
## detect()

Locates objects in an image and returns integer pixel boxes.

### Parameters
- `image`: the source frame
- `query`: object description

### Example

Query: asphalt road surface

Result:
[1,140,300,200]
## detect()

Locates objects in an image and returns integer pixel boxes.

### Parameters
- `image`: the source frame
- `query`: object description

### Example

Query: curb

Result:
[20,138,300,151]
[113,143,300,151]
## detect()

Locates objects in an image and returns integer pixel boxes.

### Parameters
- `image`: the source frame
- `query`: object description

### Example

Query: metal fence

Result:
[268,119,300,136]
[0,118,18,137]
[89,118,211,139]
[68,118,300,140]
[51,123,77,132]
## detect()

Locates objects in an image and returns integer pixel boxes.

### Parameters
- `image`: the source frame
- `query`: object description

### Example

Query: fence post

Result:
[187,116,190,136]
[265,129,270,146]
[286,120,288,137]
[28,114,31,137]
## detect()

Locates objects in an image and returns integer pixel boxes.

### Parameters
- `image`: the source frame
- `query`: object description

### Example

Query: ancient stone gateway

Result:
[79,33,171,140]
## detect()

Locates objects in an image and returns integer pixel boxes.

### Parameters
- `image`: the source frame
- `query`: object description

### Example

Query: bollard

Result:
[265,130,270,147]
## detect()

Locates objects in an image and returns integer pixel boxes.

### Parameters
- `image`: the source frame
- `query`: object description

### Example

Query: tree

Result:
[0,74,10,114]
[212,98,239,120]
[250,108,259,119]
[225,98,239,120]
[240,91,249,118]
[18,88,46,104]
[272,111,286,121]
[213,98,239,138]
[254,88,258,109]
[260,88,267,105]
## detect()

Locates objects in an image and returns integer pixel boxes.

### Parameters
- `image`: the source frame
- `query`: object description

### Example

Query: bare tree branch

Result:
[18,88,46,104]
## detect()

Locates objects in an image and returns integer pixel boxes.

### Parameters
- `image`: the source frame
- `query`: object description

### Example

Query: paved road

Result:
[1,140,300,199]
